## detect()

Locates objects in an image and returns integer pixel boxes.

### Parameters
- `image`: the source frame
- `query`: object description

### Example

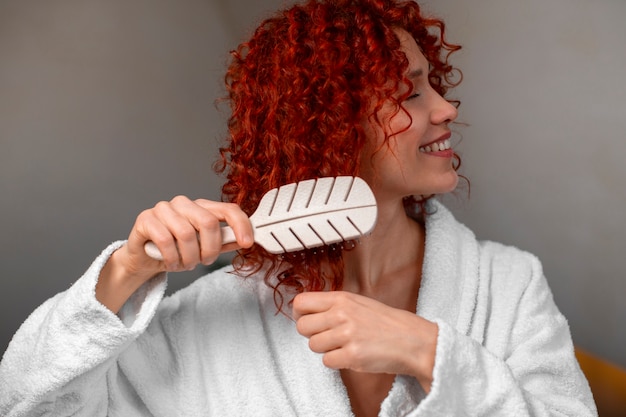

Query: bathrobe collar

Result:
[417,199,481,335]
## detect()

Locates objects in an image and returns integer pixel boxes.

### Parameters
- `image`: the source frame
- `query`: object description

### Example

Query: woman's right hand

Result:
[96,196,254,313]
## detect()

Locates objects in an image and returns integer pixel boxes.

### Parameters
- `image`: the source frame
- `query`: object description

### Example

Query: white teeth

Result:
[420,139,451,153]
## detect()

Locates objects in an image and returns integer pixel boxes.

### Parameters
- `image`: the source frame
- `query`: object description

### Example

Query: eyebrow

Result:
[407,68,423,79]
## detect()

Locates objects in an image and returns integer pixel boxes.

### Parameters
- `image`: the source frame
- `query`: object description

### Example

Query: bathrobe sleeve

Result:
[383,242,597,416]
[0,241,168,417]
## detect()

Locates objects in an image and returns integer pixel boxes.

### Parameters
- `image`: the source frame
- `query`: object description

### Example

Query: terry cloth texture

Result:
[0,201,597,416]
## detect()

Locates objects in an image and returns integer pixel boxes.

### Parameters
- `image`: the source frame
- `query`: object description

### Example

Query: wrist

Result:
[96,245,157,313]
[406,319,438,393]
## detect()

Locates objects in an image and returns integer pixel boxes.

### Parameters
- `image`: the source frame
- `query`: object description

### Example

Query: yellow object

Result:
[575,347,626,417]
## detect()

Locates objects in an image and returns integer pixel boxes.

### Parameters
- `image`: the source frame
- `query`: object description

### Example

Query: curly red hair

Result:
[215,0,462,310]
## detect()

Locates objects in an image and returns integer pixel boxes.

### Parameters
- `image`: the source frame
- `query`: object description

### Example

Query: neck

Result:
[341,199,425,310]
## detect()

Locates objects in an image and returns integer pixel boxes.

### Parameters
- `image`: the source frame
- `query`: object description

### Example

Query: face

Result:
[359,29,459,204]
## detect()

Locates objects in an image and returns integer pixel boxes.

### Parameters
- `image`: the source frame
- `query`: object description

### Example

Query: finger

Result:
[132,209,181,270]
[194,200,254,248]
[321,348,351,370]
[308,327,347,354]
[292,291,346,321]
[168,197,223,265]
[167,198,255,266]
[156,196,206,269]
[295,312,334,338]
[220,241,245,254]
[141,198,253,269]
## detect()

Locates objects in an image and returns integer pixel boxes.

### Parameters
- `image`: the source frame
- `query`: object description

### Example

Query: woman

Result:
[0,0,596,416]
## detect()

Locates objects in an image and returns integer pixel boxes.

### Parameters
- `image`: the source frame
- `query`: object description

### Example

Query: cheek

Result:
[359,105,416,166]
[388,110,413,135]
[373,101,410,137]
[359,117,387,162]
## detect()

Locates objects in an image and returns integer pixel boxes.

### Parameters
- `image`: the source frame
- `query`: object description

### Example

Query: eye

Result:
[406,92,421,101]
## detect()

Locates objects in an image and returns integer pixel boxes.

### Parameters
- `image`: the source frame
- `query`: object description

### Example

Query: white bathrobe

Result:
[0,201,596,416]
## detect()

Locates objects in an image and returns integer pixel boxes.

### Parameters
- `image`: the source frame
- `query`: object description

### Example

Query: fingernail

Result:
[203,255,217,265]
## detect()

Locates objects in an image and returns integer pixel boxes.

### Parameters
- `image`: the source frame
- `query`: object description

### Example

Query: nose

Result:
[431,92,458,125]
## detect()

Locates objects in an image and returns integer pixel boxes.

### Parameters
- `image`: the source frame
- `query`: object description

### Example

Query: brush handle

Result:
[143,226,237,261]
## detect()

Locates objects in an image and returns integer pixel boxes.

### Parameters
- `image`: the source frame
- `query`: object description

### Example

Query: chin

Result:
[426,171,459,195]
[421,176,459,195]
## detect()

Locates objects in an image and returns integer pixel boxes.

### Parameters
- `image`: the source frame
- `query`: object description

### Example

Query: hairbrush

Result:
[144,176,377,259]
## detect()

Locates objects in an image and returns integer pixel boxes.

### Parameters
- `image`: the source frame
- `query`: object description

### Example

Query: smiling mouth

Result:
[419,139,451,153]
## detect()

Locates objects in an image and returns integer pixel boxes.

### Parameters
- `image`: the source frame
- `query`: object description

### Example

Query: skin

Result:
[95,28,458,417]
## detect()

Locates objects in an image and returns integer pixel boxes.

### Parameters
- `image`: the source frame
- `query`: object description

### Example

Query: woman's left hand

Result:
[293,291,438,392]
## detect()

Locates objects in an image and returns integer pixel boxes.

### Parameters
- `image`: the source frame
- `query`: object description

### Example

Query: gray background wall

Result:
[1,0,624,369]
